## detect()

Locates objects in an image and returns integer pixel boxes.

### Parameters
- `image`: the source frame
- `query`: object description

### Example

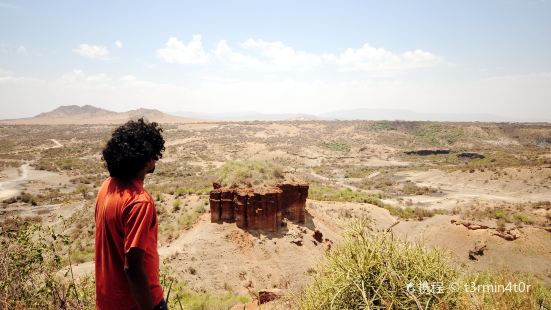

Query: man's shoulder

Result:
[132,191,154,205]
[99,177,152,204]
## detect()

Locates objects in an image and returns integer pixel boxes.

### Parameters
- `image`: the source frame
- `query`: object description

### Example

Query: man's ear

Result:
[146,159,156,174]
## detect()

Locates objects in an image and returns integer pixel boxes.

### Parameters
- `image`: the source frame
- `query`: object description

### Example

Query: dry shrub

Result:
[297,219,551,309]
[0,220,95,309]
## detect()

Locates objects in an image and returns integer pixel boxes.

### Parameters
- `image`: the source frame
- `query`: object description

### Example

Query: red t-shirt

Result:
[95,177,163,310]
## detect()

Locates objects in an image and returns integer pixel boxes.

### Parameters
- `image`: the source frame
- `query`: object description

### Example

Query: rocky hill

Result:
[1,105,201,125]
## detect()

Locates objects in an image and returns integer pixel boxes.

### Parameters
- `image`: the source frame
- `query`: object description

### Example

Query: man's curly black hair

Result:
[102,118,165,180]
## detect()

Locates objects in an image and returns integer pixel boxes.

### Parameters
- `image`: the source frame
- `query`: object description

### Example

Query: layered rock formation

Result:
[209,183,309,231]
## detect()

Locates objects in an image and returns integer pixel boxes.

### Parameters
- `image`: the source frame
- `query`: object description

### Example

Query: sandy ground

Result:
[394,215,551,282]
[71,206,342,295]
[0,164,67,201]
[383,167,551,209]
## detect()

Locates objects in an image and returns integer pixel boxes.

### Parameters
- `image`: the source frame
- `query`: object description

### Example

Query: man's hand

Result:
[125,248,154,310]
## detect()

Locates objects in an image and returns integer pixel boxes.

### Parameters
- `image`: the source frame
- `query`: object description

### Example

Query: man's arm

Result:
[125,248,154,310]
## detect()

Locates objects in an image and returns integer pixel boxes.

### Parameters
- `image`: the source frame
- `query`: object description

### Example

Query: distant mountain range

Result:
[172,111,319,121]
[173,109,527,122]
[0,105,200,124]
[319,109,515,122]
[1,105,547,124]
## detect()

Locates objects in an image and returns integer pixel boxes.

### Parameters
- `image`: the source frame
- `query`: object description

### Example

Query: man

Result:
[95,118,166,310]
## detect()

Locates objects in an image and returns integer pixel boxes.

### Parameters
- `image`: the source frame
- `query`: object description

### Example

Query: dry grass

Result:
[297,220,551,309]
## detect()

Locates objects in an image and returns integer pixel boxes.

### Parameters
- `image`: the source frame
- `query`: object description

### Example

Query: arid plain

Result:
[1,115,551,308]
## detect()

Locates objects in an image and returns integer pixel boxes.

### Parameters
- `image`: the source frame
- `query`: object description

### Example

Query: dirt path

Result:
[49,139,63,148]
[0,163,30,200]
[0,139,65,201]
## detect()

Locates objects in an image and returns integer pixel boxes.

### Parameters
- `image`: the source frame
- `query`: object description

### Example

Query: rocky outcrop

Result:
[209,183,309,231]
[451,219,522,241]
[451,220,490,230]
[468,241,487,261]
[494,228,521,241]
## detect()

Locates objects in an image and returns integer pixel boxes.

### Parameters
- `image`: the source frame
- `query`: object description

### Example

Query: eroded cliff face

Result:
[209,183,309,231]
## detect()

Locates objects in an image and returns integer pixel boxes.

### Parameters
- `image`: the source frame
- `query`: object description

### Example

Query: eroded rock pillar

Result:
[234,190,248,229]
[220,190,235,222]
[209,190,221,223]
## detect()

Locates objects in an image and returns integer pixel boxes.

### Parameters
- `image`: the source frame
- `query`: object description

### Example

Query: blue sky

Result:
[1,0,550,120]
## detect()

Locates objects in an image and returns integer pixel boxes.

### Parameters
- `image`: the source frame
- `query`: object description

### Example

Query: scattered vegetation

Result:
[343,166,374,178]
[459,201,551,227]
[309,184,384,205]
[2,191,38,205]
[309,184,444,220]
[369,121,398,131]
[414,124,465,146]
[320,141,351,153]
[216,160,286,188]
[400,181,439,196]
[178,204,206,229]
[161,267,250,310]
[0,220,95,309]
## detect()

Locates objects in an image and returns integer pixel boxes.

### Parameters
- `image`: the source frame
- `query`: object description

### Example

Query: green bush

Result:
[414,124,465,146]
[173,199,182,211]
[320,141,351,153]
[515,213,533,225]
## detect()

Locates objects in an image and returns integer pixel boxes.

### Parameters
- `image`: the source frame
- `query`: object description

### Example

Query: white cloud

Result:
[157,35,444,75]
[240,39,322,68]
[59,70,112,84]
[115,40,123,49]
[213,40,264,69]
[73,44,110,60]
[156,35,209,64]
[120,75,137,81]
[0,68,39,83]
[17,45,27,54]
[322,44,443,72]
